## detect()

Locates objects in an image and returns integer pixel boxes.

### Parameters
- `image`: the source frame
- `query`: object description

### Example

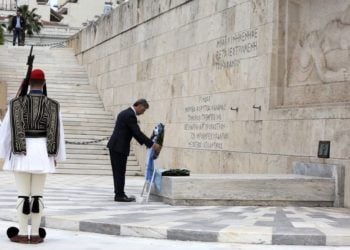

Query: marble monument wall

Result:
[0,81,6,120]
[68,0,350,207]
[0,81,7,169]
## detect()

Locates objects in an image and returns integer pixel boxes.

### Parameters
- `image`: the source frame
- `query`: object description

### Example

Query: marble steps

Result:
[0,73,88,79]
[0,58,79,63]
[64,130,112,136]
[6,95,105,105]
[65,143,109,150]
[3,69,88,74]
[3,72,89,79]
[0,65,85,71]
[66,149,109,155]
[63,121,114,128]
[7,92,99,99]
[54,100,104,105]
[7,87,93,92]
[55,168,113,175]
[1,64,85,69]
[54,167,141,175]
[64,125,113,131]
[63,130,112,136]
[60,103,105,108]
[61,117,115,123]
[64,152,132,159]
[6,94,99,102]
[152,174,336,207]
[64,134,113,140]
[7,84,95,90]
[65,153,137,161]
[57,162,140,169]
[52,97,104,103]
[66,148,109,155]
[62,117,114,124]
[0,51,79,62]
[64,130,114,139]
[61,103,105,109]
[7,89,100,98]
[0,52,77,57]
[64,130,112,137]
[0,46,142,176]
[63,158,139,166]
[3,78,90,85]
[0,47,77,55]
[3,72,88,79]
[7,84,95,91]
[63,119,114,124]
[7,88,101,97]
[65,146,137,157]
[60,108,112,114]
[0,62,86,70]
[6,94,102,103]
[62,110,111,115]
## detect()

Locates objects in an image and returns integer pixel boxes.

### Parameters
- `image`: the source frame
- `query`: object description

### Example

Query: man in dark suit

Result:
[11,11,26,46]
[107,99,161,202]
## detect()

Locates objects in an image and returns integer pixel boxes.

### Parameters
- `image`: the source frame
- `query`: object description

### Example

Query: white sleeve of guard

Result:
[0,111,11,159]
[55,112,66,162]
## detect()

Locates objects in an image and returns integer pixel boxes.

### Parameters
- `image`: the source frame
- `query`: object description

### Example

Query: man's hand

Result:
[152,143,162,154]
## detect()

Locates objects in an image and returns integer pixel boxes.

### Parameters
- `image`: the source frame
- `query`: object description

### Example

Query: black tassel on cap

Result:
[43,84,47,96]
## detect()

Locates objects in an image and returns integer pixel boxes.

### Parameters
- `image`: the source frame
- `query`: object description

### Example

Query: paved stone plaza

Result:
[0,171,349,247]
[1,221,348,250]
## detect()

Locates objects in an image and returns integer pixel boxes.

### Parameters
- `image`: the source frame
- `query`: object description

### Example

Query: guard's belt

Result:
[25,130,47,138]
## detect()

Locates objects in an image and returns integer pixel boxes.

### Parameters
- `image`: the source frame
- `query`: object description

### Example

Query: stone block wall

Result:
[0,81,7,170]
[68,0,350,207]
[0,81,6,117]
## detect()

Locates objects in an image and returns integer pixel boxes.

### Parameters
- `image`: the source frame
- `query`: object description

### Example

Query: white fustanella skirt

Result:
[0,110,66,174]
[3,138,56,173]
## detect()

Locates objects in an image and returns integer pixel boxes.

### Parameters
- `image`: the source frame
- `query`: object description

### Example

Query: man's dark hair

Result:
[133,99,149,109]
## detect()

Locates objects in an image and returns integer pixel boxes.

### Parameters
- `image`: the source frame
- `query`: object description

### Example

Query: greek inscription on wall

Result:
[214,28,258,70]
[184,95,229,150]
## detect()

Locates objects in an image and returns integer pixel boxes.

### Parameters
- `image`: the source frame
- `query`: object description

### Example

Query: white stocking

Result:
[30,174,46,236]
[14,172,31,236]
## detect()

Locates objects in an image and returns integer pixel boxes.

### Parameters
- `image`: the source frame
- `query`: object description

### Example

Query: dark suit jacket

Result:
[11,16,25,29]
[107,107,153,156]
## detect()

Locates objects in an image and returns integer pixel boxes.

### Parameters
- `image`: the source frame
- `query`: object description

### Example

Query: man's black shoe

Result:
[114,195,135,202]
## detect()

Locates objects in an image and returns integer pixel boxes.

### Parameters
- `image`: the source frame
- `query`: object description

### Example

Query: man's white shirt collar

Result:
[131,106,137,116]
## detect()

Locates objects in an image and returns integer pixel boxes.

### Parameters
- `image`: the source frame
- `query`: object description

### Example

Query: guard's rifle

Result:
[16,45,35,97]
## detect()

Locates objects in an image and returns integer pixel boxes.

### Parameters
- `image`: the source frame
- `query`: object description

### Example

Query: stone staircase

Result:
[0,45,142,176]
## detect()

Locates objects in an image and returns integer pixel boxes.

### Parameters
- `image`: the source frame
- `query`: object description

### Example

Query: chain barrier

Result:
[65,136,110,145]
[4,38,68,48]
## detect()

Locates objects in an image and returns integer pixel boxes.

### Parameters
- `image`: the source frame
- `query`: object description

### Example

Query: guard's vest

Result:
[10,94,60,156]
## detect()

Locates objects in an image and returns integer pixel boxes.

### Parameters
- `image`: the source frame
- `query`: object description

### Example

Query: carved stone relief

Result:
[252,0,267,26]
[271,0,350,107]
[289,4,350,85]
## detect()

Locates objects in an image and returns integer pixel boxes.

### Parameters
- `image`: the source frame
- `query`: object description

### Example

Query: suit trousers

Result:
[13,28,21,46]
[109,149,128,197]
